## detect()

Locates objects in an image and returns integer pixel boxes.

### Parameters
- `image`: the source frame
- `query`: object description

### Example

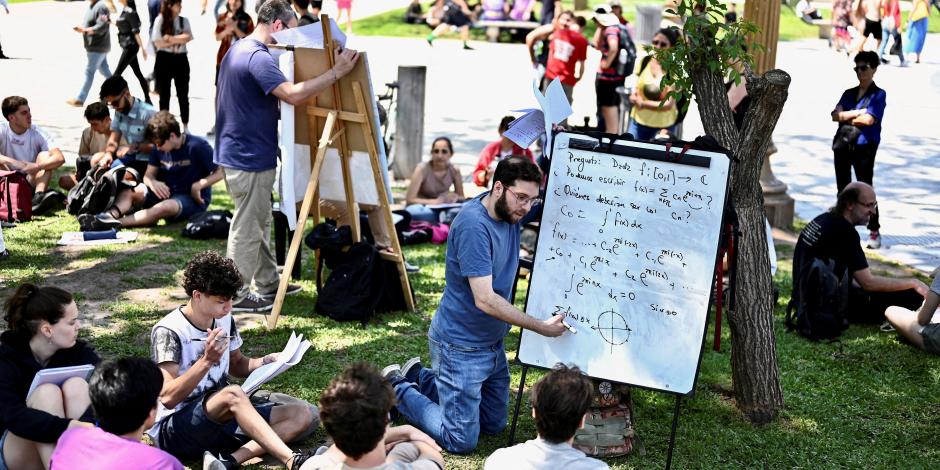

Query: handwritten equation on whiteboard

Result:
[518,134,730,395]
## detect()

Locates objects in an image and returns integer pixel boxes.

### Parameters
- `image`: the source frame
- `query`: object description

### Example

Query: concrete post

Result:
[391,66,426,180]
[634,4,663,45]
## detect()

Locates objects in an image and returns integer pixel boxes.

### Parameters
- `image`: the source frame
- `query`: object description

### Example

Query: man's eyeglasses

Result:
[505,187,541,208]
[859,200,878,209]
[854,64,871,72]
[652,40,668,47]
[431,148,451,154]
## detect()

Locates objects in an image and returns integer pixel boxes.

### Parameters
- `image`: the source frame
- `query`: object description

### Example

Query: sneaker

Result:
[231,293,274,312]
[404,260,420,273]
[867,231,882,249]
[880,57,889,64]
[76,212,121,232]
[258,283,303,300]
[879,321,895,332]
[203,451,239,470]
[0,250,9,261]
[32,190,66,216]
[65,99,83,107]
[401,356,422,383]
[289,450,317,470]
[381,363,402,382]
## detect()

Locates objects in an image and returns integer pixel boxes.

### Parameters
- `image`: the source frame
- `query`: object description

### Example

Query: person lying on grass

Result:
[78,111,222,231]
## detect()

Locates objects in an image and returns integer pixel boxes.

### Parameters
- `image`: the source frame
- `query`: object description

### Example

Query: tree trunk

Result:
[691,66,791,424]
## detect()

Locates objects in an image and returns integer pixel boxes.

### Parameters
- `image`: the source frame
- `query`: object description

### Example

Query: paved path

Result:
[2,1,938,271]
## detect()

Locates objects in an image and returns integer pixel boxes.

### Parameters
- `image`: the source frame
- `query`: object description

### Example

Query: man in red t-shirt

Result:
[526,10,588,106]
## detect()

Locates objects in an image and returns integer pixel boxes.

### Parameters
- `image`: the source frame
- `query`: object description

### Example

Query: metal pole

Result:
[665,395,682,470]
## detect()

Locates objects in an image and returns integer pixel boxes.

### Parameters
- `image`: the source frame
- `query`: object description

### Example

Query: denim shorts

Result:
[921,323,940,356]
[0,430,8,470]
[155,392,275,459]
[142,191,207,221]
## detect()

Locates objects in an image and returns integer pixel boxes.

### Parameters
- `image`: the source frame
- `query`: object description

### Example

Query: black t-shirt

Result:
[116,7,143,49]
[793,211,868,286]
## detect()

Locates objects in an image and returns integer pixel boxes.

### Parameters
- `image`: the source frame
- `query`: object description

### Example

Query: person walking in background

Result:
[67,0,112,107]
[336,0,352,33]
[831,51,885,249]
[878,0,904,66]
[151,0,193,133]
[592,6,629,135]
[0,0,10,59]
[904,0,929,63]
[427,0,474,50]
[526,10,588,108]
[114,0,152,104]
[210,0,254,136]
[855,0,883,53]
[830,0,853,53]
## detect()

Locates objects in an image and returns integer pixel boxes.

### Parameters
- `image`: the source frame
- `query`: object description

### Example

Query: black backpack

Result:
[181,210,232,239]
[613,24,637,78]
[786,257,850,341]
[66,166,135,216]
[315,242,383,324]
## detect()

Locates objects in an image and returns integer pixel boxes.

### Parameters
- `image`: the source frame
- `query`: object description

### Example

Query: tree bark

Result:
[691,65,791,424]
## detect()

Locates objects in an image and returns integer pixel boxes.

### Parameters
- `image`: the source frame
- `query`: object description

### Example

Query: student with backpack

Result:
[78,111,222,231]
[789,182,927,339]
[592,6,635,134]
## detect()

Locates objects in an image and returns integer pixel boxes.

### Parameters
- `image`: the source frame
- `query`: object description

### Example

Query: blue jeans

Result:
[76,51,112,103]
[628,120,676,142]
[392,336,510,454]
[405,204,438,222]
[878,26,904,63]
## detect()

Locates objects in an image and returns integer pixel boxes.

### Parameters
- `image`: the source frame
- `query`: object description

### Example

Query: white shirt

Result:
[0,122,55,163]
[484,438,610,470]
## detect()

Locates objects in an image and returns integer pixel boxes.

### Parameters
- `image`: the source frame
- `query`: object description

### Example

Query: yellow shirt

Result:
[630,59,679,129]
[912,0,928,21]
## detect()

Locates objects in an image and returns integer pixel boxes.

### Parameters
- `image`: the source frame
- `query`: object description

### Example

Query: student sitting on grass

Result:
[0,284,100,470]
[78,111,223,231]
[50,357,183,469]
[149,251,318,470]
[299,363,444,470]
[0,96,67,215]
[484,364,608,470]
[59,102,126,191]
[885,271,940,356]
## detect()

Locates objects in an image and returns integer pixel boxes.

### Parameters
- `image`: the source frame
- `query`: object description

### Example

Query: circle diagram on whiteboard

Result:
[592,309,632,353]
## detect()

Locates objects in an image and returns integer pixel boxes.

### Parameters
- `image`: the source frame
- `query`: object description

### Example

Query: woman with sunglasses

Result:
[405,136,465,223]
[830,50,885,249]
[627,28,680,142]
[0,284,100,470]
[151,0,193,132]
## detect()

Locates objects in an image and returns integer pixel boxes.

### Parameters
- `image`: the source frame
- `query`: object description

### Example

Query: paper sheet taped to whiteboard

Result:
[517,132,731,395]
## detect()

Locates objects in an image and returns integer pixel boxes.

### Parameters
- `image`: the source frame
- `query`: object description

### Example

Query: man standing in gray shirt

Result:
[67,0,112,107]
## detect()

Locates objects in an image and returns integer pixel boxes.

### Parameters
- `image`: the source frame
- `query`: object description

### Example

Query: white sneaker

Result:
[867,231,882,249]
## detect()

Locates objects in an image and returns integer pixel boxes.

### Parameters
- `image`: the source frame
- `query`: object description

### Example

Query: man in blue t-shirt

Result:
[79,111,222,231]
[383,157,568,454]
[213,0,358,313]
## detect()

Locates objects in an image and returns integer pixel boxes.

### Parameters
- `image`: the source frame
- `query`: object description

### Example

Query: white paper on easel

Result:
[278,51,300,229]
[271,19,347,54]
[289,146,379,206]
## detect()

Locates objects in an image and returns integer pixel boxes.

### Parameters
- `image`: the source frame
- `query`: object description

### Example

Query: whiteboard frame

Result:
[515,130,734,397]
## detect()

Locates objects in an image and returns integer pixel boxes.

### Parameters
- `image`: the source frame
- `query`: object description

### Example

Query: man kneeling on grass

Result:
[149,251,319,470]
[50,357,184,469]
[79,111,222,231]
[299,363,444,470]
[485,364,609,470]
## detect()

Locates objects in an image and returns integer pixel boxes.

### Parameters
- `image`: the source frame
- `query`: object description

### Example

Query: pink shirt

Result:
[50,427,183,470]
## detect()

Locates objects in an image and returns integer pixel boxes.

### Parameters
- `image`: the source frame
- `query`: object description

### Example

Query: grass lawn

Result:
[1,167,939,468]
[355,0,940,42]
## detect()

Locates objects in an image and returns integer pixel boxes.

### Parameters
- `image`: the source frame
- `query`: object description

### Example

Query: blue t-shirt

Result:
[835,83,885,146]
[149,134,217,204]
[430,193,521,347]
[214,38,287,172]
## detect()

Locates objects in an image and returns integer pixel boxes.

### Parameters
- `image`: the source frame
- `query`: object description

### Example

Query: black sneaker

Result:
[0,250,9,261]
[289,450,317,470]
[231,293,274,313]
[78,212,121,232]
[203,451,239,470]
[77,213,98,232]
[401,356,423,383]
[32,190,66,216]
[258,283,302,300]
[381,363,403,382]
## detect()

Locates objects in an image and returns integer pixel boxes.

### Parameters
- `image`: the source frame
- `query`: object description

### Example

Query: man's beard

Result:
[494,191,518,223]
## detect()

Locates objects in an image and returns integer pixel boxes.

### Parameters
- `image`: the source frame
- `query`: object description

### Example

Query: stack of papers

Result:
[241,331,312,394]
[503,78,574,150]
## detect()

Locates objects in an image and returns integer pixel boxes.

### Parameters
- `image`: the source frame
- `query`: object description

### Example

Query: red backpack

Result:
[0,170,32,222]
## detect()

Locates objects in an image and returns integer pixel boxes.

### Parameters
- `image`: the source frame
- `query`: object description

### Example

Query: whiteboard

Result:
[517,132,731,395]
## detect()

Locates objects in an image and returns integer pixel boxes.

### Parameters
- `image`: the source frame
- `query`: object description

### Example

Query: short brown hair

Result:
[531,364,594,443]
[2,96,28,121]
[144,110,181,146]
[319,363,394,459]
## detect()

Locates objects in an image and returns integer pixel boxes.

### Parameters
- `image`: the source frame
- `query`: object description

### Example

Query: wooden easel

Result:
[267,16,415,329]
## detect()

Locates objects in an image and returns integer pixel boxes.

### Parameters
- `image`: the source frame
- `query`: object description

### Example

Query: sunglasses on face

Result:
[431,148,451,154]
[854,64,871,72]
[652,40,668,47]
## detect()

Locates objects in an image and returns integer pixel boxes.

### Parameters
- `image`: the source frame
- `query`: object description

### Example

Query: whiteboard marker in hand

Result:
[552,313,578,334]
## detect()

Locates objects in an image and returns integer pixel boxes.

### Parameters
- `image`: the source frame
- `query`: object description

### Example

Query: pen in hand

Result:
[551,313,578,334]
[192,335,231,342]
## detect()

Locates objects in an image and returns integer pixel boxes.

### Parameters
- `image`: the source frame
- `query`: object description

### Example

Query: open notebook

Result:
[241,331,312,394]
